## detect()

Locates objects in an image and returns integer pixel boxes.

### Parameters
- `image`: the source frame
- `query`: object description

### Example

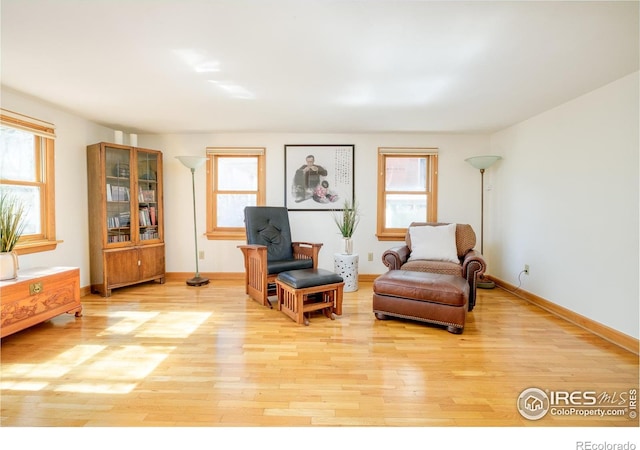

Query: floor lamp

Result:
[465,155,502,289]
[176,156,210,287]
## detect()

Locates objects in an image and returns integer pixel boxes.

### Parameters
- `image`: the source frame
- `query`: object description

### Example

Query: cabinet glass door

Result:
[105,146,132,244]
[137,150,160,241]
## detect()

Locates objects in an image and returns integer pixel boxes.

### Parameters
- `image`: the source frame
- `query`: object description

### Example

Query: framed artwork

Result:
[284,144,354,211]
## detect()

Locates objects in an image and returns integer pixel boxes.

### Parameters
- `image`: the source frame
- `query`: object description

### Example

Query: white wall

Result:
[1,87,115,288]
[142,133,490,276]
[489,72,639,339]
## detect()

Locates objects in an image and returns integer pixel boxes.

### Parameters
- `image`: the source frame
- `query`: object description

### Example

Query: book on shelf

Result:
[118,211,130,227]
[107,216,120,228]
[107,234,131,243]
[139,189,155,202]
[107,213,130,228]
[139,207,150,226]
[111,185,130,202]
[140,230,158,240]
[149,206,156,226]
[106,184,113,201]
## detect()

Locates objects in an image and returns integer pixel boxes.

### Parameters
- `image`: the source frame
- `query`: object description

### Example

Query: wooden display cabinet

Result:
[87,142,165,296]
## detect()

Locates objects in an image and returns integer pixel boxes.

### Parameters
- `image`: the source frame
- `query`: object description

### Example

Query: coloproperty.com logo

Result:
[517,387,637,421]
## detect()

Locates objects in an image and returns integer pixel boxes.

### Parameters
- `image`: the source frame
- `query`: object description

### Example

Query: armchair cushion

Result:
[407,222,476,259]
[401,260,462,277]
[407,222,459,263]
[267,258,313,275]
[244,206,293,261]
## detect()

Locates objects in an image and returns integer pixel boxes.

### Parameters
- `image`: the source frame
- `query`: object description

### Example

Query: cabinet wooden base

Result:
[0,267,82,338]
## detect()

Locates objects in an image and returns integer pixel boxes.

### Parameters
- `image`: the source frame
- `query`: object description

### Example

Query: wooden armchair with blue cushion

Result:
[238,206,323,308]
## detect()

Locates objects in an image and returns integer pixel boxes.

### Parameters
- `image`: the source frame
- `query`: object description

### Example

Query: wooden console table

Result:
[0,266,82,338]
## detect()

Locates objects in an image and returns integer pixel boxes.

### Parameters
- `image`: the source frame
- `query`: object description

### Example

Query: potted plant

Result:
[0,192,27,280]
[333,199,360,254]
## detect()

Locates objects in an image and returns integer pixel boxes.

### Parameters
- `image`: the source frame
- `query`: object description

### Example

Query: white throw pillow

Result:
[408,223,459,263]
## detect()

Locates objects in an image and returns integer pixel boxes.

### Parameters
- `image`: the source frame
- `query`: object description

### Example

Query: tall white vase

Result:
[343,237,353,255]
[0,252,19,280]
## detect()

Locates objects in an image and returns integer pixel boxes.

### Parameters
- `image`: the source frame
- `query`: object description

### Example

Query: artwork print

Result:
[284,145,354,211]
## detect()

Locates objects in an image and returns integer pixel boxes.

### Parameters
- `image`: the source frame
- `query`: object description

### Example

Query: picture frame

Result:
[284,144,354,211]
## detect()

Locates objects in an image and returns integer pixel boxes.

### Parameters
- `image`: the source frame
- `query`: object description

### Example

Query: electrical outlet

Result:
[199,251,205,260]
[524,264,529,275]
[368,252,373,261]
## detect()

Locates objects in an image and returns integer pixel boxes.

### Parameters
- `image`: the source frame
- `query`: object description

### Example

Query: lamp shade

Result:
[465,155,502,170]
[176,155,207,170]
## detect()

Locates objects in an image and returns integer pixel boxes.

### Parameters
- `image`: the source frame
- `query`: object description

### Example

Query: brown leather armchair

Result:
[381,222,486,311]
[238,206,322,308]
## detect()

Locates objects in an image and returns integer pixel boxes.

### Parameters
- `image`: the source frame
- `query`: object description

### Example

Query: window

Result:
[206,147,266,240]
[0,109,57,254]
[376,147,438,240]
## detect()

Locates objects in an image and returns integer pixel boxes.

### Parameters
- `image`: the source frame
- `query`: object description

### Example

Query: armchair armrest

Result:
[238,244,268,272]
[237,244,268,297]
[237,244,268,259]
[292,242,323,268]
[237,244,267,256]
[461,249,486,312]
[461,249,486,279]
[382,245,410,270]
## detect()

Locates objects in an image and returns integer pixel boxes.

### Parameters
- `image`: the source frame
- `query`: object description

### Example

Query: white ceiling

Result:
[1,1,638,134]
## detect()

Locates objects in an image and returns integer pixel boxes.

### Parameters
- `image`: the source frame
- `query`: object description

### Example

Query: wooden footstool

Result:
[276,268,344,326]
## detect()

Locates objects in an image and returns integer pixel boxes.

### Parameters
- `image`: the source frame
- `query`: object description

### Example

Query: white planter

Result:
[0,252,19,280]
[334,252,359,292]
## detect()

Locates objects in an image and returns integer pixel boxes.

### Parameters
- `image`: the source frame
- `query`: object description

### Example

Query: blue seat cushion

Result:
[277,268,343,289]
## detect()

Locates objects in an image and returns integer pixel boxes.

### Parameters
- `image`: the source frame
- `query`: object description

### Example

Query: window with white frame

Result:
[206,147,265,240]
[0,109,58,254]
[376,147,438,240]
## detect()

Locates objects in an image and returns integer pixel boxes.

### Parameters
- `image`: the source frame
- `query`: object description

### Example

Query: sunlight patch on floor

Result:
[1,344,175,394]
[135,311,212,338]
[54,382,139,394]
[0,381,49,391]
[75,345,175,380]
[99,311,159,336]
[1,345,106,378]
[98,310,212,339]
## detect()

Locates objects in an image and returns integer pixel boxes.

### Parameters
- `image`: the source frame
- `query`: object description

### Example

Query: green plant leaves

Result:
[0,192,27,252]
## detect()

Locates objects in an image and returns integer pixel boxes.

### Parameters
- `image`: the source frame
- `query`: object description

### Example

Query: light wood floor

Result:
[1,279,638,429]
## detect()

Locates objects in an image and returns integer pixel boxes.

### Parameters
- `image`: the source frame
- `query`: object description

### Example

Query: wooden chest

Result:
[0,266,82,338]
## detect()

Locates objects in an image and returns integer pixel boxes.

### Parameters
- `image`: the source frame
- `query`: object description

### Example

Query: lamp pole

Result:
[176,156,209,286]
[479,168,485,255]
[464,155,502,289]
[188,167,204,284]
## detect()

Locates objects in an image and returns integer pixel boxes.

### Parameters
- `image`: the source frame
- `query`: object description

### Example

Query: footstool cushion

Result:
[277,268,343,288]
[373,270,469,333]
[276,268,344,325]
